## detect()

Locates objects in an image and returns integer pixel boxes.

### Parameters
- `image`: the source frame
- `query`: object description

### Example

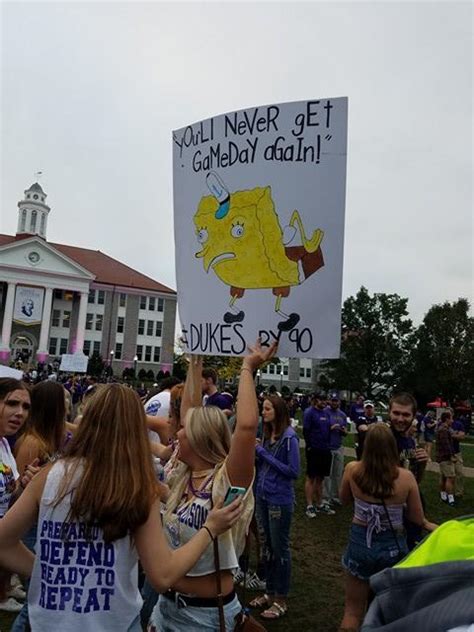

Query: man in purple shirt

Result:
[303,394,335,517]
[201,367,233,415]
[323,392,348,507]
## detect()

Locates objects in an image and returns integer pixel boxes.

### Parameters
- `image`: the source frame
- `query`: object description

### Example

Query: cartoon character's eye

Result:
[197,228,208,244]
[231,224,245,238]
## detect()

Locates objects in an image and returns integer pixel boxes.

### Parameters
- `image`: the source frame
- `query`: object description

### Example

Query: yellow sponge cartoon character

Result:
[194,172,324,331]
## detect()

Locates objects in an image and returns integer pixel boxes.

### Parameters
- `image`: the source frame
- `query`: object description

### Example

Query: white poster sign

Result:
[59,353,89,373]
[13,286,44,326]
[173,97,348,358]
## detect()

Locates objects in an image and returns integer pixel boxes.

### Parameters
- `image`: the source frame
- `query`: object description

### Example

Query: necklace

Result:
[187,471,214,500]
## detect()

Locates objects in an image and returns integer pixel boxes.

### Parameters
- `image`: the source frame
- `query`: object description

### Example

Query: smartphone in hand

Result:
[223,486,246,507]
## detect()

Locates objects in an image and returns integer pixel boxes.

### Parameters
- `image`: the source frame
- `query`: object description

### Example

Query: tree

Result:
[401,299,474,405]
[87,352,104,377]
[325,287,414,398]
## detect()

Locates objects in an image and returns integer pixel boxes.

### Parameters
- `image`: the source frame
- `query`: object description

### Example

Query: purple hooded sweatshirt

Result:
[255,426,300,506]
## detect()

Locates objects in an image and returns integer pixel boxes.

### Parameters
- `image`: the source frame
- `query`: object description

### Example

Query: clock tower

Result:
[16,182,51,239]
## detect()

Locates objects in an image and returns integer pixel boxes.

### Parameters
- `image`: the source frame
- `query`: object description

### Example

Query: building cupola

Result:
[16,182,51,239]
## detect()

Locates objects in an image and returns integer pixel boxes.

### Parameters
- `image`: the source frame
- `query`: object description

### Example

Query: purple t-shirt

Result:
[303,407,331,450]
[205,392,233,411]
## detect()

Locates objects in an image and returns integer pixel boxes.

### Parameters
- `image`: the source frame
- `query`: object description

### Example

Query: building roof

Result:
[27,182,45,193]
[0,233,176,295]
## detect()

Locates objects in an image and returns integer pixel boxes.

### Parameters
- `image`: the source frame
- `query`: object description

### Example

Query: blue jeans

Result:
[11,524,37,632]
[342,523,408,580]
[151,593,241,631]
[256,498,293,597]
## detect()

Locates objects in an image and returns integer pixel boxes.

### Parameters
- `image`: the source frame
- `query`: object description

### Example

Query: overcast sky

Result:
[1,1,472,325]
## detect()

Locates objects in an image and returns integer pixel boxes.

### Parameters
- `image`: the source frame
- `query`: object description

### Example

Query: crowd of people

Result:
[0,348,471,631]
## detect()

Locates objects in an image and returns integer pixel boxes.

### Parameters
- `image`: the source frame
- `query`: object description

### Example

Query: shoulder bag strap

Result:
[381,499,403,556]
[213,537,227,632]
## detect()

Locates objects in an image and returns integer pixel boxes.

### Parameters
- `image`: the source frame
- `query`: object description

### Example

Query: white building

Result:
[0,182,176,375]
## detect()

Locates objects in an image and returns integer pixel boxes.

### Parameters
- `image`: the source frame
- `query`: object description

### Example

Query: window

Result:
[283,365,289,376]
[59,338,68,355]
[115,343,122,360]
[155,321,162,337]
[119,293,126,307]
[93,341,101,355]
[31,210,37,232]
[95,314,103,331]
[145,346,152,362]
[62,311,71,328]
[88,289,95,304]
[153,347,161,363]
[269,364,275,374]
[97,290,105,305]
[117,316,124,333]
[52,309,60,327]
[149,297,155,311]
[147,320,154,336]
[54,289,63,299]
[277,364,282,374]
[83,340,91,356]
[49,337,57,355]
[86,313,93,330]
[20,210,27,232]
[300,367,305,377]
[136,345,143,361]
[40,213,46,235]
[138,319,145,335]
[140,296,147,310]
[157,298,164,312]
[306,368,312,378]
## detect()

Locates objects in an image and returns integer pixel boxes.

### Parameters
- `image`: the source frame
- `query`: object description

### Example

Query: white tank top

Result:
[28,460,142,631]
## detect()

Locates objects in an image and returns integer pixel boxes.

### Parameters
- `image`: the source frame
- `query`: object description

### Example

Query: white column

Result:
[0,282,16,350]
[74,291,88,353]
[37,287,54,354]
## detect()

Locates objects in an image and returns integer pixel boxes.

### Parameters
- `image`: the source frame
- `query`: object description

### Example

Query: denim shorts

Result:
[150,593,241,631]
[342,523,408,580]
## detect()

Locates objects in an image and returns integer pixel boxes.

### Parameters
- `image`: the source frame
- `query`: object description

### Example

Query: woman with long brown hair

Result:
[339,423,437,632]
[0,383,242,631]
[249,394,300,620]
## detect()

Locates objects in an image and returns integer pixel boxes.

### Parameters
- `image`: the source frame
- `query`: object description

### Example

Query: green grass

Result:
[1,458,472,632]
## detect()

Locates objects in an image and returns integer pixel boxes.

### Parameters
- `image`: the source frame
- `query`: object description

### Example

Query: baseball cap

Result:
[364,400,374,407]
[330,391,340,400]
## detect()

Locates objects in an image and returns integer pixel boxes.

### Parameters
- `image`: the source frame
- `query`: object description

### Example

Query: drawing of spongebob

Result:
[194,172,324,331]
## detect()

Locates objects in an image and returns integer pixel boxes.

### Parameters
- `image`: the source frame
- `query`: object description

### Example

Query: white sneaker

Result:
[7,585,26,601]
[233,568,245,585]
[305,505,317,518]
[0,597,23,612]
[330,498,343,507]
[243,572,267,591]
[316,504,336,515]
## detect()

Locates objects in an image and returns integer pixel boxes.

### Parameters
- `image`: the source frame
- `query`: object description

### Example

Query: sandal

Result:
[261,602,288,619]
[249,594,272,608]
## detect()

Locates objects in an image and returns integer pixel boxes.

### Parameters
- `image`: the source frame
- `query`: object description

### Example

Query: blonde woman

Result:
[0,384,242,631]
[150,339,277,631]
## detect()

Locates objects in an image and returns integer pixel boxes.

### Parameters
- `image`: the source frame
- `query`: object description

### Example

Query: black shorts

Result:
[306,447,332,479]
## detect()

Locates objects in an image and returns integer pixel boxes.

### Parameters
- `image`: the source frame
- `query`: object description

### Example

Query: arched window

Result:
[30,210,37,232]
[20,209,27,232]
[40,212,46,235]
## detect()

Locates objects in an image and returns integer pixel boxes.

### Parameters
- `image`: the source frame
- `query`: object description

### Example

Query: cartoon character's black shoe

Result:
[277,313,300,331]
[223,310,245,324]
